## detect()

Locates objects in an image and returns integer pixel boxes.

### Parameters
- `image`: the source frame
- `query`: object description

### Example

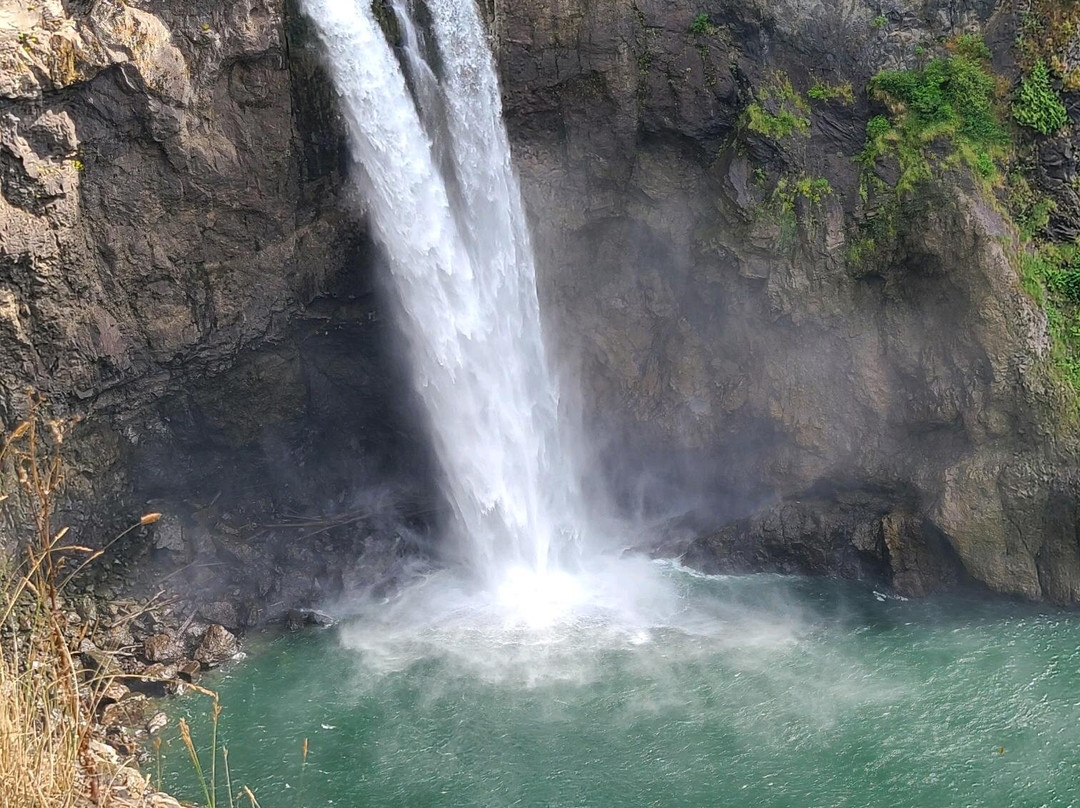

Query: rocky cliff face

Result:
[0,0,433,614]
[3,0,1080,607]
[493,0,1080,601]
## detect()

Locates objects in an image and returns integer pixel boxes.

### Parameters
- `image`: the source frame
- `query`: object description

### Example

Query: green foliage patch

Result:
[808,79,854,104]
[773,175,833,210]
[1020,244,1080,390]
[689,13,717,36]
[870,52,1005,146]
[861,38,1008,190]
[1013,60,1069,135]
[746,103,809,139]
[743,73,810,141]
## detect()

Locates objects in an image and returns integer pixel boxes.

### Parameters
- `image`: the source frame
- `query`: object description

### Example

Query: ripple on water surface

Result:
[162,561,1080,808]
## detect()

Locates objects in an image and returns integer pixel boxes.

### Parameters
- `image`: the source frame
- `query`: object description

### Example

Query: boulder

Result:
[284,609,336,631]
[193,624,239,668]
[100,694,150,731]
[142,633,182,664]
[146,711,169,735]
[176,659,202,682]
[80,641,120,678]
[198,601,241,631]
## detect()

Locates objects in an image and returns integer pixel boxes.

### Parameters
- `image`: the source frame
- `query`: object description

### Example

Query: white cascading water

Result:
[300,0,586,593]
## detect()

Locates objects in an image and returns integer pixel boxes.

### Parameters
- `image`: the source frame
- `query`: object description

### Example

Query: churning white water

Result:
[301,0,586,589]
[299,0,802,697]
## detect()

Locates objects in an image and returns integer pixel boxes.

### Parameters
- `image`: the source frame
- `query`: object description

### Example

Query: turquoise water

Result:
[161,564,1080,807]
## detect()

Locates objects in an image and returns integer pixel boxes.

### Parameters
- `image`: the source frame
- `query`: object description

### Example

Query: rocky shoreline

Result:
[52,578,338,807]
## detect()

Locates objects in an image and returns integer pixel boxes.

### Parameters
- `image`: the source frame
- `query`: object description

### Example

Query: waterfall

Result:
[301,0,583,586]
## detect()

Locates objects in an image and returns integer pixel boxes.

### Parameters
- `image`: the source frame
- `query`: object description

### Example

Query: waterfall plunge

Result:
[301,0,588,592]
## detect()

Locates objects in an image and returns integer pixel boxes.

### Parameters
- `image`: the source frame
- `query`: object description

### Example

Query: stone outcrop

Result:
[193,623,239,666]
[493,0,1080,601]
[0,0,434,610]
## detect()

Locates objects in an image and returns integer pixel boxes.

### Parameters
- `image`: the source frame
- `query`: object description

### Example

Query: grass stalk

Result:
[180,717,214,808]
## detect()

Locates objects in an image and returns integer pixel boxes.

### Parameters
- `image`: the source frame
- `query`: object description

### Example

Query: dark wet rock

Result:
[197,601,241,632]
[683,496,974,598]
[4,0,1080,608]
[146,712,169,736]
[0,0,435,608]
[129,663,181,698]
[80,641,120,678]
[152,518,187,555]
[100,680,131,705]
[100,694,150,731]
[176,659,202,682]
[100,622,135,652]
[193,624,239,668]
[284,608,336,631]
[140,663,179,681]
[142,634,182,664]
[495,0,1080,603]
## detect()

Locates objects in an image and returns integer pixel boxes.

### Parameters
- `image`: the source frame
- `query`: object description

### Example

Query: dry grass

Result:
[0,394,160,808]
[0,393,263,808]
[0,395,89,808]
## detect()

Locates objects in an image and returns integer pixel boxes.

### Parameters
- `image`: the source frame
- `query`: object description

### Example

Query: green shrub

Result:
[872,15,887,28]
[746,103,809,139]
[975,151,995,178]
[808,80,854,104]
[951,33,992,62]
[870,53,1006,146]
[1039,246,1080,304]
[866,114,892,140]
[774,175,833,209]
[1023,198,1056,239]
[743,73,810,141]
[1019,243,1080,391]
[1013,60,1069,135]
[864,40,1009,188]
[690,13,717,36]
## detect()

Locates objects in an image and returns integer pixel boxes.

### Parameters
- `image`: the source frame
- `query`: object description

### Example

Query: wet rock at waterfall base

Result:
[100,694,151,732]
[193,624,240,668]
[177,659,203,682]
[284,608,336,631]
[142,633,183,664]
[198,600,242,631]
[146,711,169,736]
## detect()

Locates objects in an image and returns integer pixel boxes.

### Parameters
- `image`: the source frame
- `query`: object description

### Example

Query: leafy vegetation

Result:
[689,13,717,36]
[861,36,1008,190]
[850,25,1080,394]
[1020,245,1080,390]
[756,174,835,253]
[1009,171,1058,239]
[746,103,809,139]
[743,73,811,140]
[872,15,887,29]
[774,175,833,209]
[808,79,854,104]
[1013,60,1069,135]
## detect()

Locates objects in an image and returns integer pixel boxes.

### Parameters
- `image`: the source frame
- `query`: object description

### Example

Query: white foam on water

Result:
[335,559,808,687]
[299,0,768,669]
